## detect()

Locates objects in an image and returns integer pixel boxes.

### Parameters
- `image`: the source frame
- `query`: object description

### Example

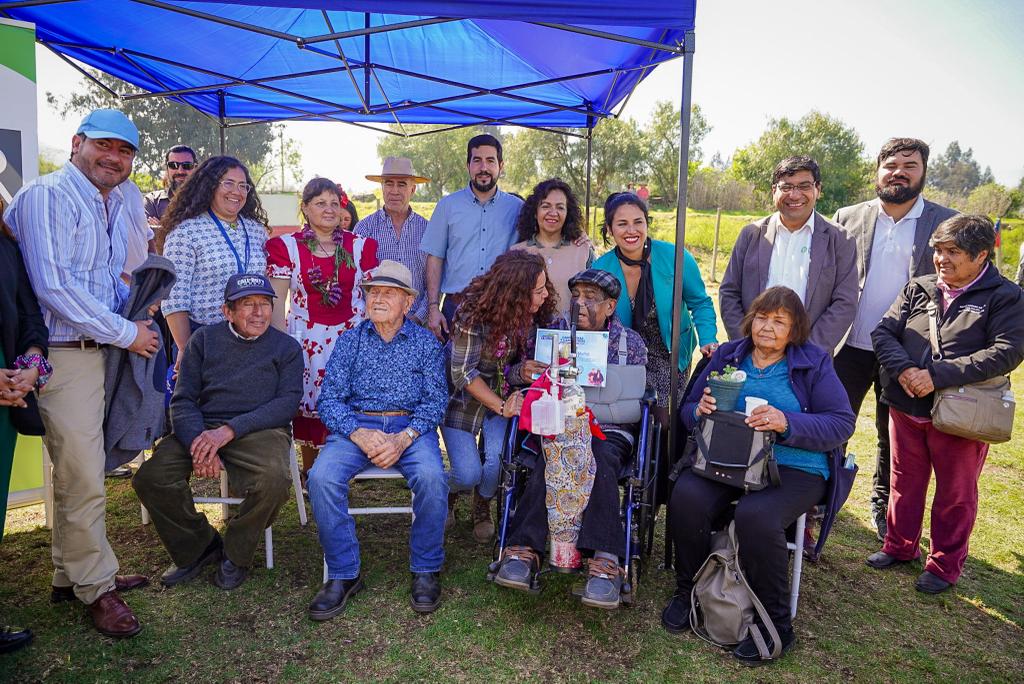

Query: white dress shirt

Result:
[766,211,815,303]
[848,195,924,350]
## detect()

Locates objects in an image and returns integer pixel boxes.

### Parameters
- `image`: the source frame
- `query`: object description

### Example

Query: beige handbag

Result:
[690,522,781,660]
[926,302,1014,444]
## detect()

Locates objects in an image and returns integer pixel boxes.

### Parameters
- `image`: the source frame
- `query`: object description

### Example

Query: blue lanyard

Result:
[208,210,250,274]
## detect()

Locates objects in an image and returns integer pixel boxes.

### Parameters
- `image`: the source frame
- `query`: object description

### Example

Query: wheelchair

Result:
[486,388,663,606]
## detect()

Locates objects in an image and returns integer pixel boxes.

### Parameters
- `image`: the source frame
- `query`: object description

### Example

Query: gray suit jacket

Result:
[833,197,957,288]
[719,212,859,354]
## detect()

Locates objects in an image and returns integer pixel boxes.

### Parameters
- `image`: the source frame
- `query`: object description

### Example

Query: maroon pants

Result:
[883,408,988,583]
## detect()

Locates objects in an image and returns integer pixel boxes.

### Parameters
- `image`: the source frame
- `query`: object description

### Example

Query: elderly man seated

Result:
[133,274,303,590]
[494,269,647,609]
[307,261,448,620]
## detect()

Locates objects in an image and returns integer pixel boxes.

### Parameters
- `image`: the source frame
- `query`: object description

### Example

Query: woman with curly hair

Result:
[267,177,378,474]
[160,156,270,374]
[511,178,593,317]
[443,250,558,542]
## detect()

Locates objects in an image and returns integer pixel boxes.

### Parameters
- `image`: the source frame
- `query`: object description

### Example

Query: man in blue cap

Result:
[133,273,303,593]
[4,108,161,638]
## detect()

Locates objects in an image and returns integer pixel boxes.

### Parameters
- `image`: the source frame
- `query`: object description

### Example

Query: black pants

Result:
[506,432,632,559]
[668,466,825,632]
[833,344,890,510]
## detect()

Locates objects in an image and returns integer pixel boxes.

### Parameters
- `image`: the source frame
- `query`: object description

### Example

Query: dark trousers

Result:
[668,466,825,632]
[834,344,890,510]
[506,432,632,559]
[133,428,292,568]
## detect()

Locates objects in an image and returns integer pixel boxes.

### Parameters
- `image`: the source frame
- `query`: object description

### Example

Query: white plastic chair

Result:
[140,443,308,569]
[322,465,414,582]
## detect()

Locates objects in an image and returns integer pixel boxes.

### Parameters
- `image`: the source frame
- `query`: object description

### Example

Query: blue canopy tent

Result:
[1,0,698,555]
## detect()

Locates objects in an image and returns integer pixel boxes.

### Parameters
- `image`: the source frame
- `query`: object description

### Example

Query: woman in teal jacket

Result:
[593,192,717,425]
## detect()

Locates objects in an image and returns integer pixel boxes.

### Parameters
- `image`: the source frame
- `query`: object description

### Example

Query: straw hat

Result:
[360,260,418,297]
[365,157,430,184]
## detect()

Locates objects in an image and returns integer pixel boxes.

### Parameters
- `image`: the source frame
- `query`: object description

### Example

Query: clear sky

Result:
[32,0,1024,192]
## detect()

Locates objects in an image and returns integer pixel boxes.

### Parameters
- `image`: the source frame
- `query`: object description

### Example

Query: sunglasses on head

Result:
[166,161,196,170]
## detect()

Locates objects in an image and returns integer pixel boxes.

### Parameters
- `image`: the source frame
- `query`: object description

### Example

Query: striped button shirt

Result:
[353,207,429,323]
[4,163,136,347]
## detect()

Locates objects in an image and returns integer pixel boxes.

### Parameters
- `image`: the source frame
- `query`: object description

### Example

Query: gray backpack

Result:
[690,522,781,661]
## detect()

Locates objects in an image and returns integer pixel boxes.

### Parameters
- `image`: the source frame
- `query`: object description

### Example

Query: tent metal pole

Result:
[303,16,456,45]
[364,14,371,108]
[665,29,695,570]
[0,0,75,10]
[585,126,594,236]
[218,90,227,155]
[130,0,299,42]
[530,22,684,54]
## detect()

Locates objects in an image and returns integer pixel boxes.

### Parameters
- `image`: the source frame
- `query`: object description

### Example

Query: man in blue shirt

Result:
[307,261,449,619]
[421,134,523,340]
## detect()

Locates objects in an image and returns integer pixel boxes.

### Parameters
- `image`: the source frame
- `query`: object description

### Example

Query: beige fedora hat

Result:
[360,260,418,297]
[365,156,430,184]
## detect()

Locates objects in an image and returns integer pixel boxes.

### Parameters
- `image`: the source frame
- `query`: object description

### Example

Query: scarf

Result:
[615,238,654,324]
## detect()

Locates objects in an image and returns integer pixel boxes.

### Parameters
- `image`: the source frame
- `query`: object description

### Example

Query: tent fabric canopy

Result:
[5,1,695,130]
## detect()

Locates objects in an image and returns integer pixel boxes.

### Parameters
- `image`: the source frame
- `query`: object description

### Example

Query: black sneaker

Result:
[160,533,223,587]
[308,577,365,621]
[0,626,33,654]
[732,626,795,666]
[410,572,441,613]
[661,592,692,634]
[872,504,887,543]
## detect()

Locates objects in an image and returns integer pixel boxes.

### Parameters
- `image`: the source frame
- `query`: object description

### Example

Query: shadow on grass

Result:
[1,472,1022,682]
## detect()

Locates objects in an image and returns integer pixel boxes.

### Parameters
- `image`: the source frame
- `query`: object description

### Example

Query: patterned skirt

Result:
[292,319,349,447]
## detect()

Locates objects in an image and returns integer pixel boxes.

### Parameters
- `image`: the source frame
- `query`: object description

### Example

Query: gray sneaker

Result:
[581,557,622,609]
[494,546,538,592]
[872,504,888,543]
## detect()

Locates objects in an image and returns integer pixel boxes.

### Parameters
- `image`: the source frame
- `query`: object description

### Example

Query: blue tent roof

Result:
[5,1,695,130]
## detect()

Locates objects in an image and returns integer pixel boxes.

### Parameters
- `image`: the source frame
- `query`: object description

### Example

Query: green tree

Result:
[731,111,873,216]
[37,156,59,175]
[644,102,710,204]
[48,70,294,185]
[964,182,1013,217]
[376,125,501,200]
[928,141,994,198]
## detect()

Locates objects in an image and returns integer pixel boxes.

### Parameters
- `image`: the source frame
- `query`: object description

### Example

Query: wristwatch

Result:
[404,427,418,442]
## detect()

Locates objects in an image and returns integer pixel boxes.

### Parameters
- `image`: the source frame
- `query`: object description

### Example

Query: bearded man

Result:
[832,138,957,541]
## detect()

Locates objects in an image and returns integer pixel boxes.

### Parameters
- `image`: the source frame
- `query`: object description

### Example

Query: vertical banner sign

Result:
[1,19,43,509]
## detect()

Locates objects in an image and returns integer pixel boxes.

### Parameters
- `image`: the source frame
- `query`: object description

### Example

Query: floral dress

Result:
[266,229,378,446]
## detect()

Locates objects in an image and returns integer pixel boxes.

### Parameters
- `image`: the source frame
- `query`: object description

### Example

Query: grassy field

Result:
[2,212,1022,682]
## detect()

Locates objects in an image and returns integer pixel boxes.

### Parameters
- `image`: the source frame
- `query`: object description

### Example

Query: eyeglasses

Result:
[219,180,252,194]
[775,181,816,193]
[166,161,196,170]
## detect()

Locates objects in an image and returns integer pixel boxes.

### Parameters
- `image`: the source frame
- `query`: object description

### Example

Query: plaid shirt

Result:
[353,208,429,322]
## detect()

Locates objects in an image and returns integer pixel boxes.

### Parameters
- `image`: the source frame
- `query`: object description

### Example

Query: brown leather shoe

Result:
[51,574,150,604]
[87,590,142,638]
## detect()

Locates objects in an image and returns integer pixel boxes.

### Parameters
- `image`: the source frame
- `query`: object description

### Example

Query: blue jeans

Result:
[308,415,448,580]
[441,413,507,499]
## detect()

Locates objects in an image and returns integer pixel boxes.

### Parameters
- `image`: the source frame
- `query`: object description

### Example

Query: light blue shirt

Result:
[354,207,429,322]
[4,163,136,347]
[420,185,523,293]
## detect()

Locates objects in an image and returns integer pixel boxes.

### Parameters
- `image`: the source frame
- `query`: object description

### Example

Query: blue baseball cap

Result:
[224,273,276,302]
[75,109,139,149]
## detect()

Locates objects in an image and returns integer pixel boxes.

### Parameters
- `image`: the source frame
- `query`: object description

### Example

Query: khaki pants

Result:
[38,347,117,604]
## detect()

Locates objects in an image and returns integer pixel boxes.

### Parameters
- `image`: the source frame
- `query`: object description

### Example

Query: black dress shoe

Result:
[733,626,795,666]
[915,571,954,594]
[160,534,223,587]
[308,577,365,621]
[865,550,912,570]
[0,626,33,654]
[213,558,248,590]
[661,593,692,634]
[410,572,441,614]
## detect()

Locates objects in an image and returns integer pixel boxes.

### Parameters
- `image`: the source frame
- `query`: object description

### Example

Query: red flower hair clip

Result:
[336,185,350,208]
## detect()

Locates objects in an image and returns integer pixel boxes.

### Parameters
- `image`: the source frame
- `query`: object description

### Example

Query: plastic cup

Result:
[745,396,768,416]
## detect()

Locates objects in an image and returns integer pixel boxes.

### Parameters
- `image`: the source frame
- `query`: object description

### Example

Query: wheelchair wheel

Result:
[638,421,661,562]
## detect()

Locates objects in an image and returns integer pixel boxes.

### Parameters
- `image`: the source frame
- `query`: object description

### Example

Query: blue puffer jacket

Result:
[680,338,857,557]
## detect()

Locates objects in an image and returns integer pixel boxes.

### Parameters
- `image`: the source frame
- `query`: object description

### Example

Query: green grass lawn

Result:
[2,212,1022,682]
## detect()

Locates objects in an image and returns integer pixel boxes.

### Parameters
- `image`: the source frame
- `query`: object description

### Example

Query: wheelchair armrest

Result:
[641,388,658,407]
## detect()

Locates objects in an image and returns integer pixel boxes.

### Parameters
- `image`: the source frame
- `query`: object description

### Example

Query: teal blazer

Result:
[593,239,717,371]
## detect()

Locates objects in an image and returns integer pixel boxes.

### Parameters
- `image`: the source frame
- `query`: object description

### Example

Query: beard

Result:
[471,173,497,194]
[876,175,924,204]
